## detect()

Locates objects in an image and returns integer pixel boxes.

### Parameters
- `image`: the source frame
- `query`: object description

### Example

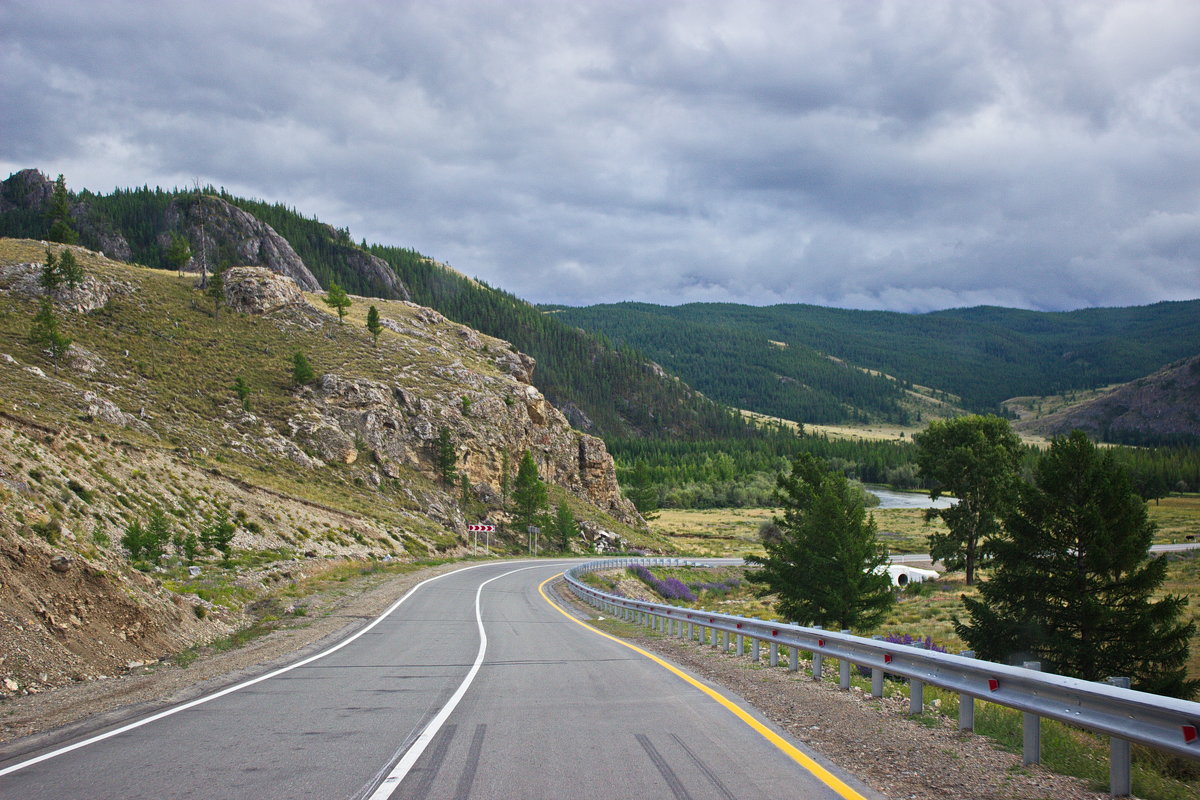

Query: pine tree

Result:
[29,297,71,371]
[745,453,893,630]
[553,502,577,552]
[623,458,659,518]
[323,281,351,324]
[433,426,457,485]
[57,248,83,288]
[913,415,1022,584]
[366,305,382,346]
[200,506,237,564]
[511,450,549,533]
[232,376,251,410]
[958,431,1198,698]
[206,264,226,317]
[165,231,192,275]
[39,248,62,293]
[292,351,315,386]
[47,174,78,244]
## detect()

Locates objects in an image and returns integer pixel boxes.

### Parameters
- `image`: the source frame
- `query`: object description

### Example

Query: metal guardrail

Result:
[564,558,1200,797]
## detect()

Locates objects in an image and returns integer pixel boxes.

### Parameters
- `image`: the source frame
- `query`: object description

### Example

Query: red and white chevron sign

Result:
[468,524,495,532]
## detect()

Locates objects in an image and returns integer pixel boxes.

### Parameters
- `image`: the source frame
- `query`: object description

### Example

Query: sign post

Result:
[469,524,495,557]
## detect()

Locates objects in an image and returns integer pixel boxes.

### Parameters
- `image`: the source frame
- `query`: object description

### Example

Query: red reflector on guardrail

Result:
[818,639,826,647]
[736,623,743,629]
[1184,725,1199,744]
[988,678,1000,692]
[772,630,779,636]
[884,654,893,664]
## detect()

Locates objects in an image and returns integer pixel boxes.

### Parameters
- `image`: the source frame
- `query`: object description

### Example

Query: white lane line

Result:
[0,561,508,778]
[365,564,546,800]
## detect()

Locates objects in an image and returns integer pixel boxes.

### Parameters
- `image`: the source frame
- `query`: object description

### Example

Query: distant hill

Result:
[550,301,1200,420]
[0,169,757,441]
[1014,354,1200,446]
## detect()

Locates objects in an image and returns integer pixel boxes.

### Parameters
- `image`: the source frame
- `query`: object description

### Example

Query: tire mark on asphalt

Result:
[402,724,457,799]
[672,733,737,800]
[637,733,693,800]
[453,724,486,800]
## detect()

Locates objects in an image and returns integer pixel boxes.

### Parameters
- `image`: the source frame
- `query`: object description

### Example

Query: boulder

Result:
[222,267,306,314]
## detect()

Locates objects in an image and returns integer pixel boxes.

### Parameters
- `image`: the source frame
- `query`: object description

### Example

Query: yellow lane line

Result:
[537,575,868,800]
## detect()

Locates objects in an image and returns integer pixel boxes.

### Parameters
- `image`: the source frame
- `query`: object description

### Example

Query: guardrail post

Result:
[769,641,778,667]
[958,651,975,731]
[909,640,925,715]
[1106,677,1132,797]
[871,635,885,697]
[839,630,851,690]
[1023,661,1041,765]
[719,630,727,651]
[736,633,744,656]
[809,626,821,677]
[752,637,761,662]
[686,621,693,640]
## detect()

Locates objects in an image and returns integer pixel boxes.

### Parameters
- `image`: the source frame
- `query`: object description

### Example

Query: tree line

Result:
[750,416,1196,699]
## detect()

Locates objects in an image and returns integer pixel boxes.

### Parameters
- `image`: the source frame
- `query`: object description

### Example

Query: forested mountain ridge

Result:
[0,169,755,440]
[551,300,1200,418]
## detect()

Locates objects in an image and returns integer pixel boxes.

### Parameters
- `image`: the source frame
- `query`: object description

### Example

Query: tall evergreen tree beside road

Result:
[746,453,893,630]
[511,450,549,533]
[957,431,1197,698]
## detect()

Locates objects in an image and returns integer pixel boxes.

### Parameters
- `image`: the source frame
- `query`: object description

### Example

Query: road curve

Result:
[0,560,873,800]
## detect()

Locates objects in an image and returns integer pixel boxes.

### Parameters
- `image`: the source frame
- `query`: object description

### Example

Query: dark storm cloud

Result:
[2,0,1197,312]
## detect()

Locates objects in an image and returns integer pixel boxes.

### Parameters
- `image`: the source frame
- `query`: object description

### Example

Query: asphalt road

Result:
[0,560,871,800]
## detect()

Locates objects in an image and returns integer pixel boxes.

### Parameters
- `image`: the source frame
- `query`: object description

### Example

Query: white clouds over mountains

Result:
[2,1,1198,311]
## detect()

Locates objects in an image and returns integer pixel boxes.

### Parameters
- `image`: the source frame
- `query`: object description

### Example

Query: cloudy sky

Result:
[3,1,1198,312]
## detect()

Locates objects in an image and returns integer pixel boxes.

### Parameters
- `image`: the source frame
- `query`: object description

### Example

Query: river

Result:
[867,486,957,509]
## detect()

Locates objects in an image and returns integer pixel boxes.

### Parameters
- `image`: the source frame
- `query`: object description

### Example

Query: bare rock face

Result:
[342,249,410,301]
[0,169,53,213]
[222,266,307,314]
[293,359,640,524]
[164,196,322,291]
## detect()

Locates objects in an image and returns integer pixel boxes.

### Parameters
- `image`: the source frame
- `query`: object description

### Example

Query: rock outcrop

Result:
[222,266,308,313]
[163,196,322,291]
[0,249,137,312]
[340,247,410,301]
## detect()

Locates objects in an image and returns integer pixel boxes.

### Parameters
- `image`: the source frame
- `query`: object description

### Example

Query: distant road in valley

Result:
[0,561,870,800]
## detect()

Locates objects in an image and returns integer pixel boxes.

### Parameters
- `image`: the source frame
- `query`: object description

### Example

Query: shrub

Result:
[629,565,697,602]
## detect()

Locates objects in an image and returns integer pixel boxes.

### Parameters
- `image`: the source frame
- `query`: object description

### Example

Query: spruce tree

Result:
[57,249,83,288]
[200,506,237,564]
[29,297,71,371]
[958,431,1197,698]
[323,281,351,324]
[553,502,577,552]
[232,376,251,410]
[46,174,78,244]
[913,415,1022,584]
[433,426,457,485]
[366,305,382,346]
[745,453,893,630]
[511,450,549,533]
[165,232,192,275]
[292,351,315,386]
